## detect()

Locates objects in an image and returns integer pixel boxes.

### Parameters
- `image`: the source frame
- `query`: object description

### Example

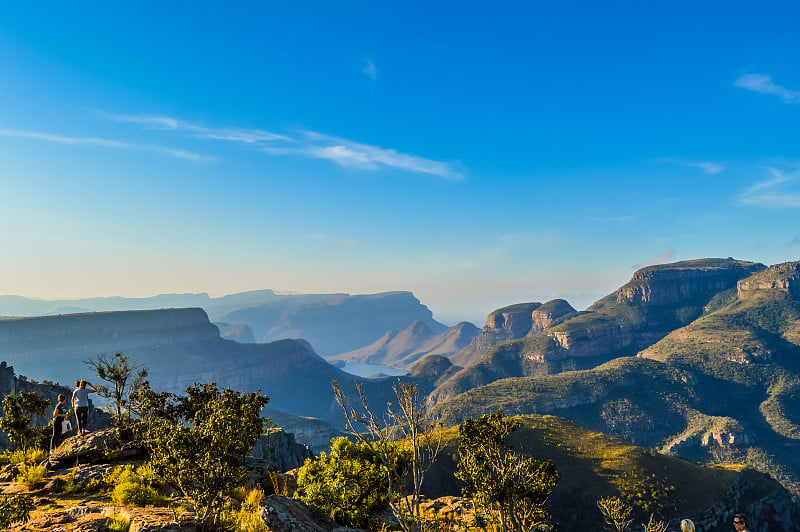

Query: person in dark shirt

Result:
[50,394,68,450]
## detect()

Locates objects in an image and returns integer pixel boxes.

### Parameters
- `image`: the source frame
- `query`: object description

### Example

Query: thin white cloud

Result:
[659,158,724,175]
[0,129,206,161]
[101,112,292,143]
[100,111,464,179]
[738,167,800,208]
[687,161,724,174]
[304,131,463,179]
[633,250,675,269]
[734,74,800,103]
[363,59,377,80]
[589,215,635,222]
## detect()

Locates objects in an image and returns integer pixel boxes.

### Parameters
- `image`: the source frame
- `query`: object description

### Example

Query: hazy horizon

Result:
[2,3,799,326]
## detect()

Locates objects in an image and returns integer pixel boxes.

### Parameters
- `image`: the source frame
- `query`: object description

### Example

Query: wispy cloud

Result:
[102,112,292,143]
[589,215,635,222]
[0,128,205,161]
[734,74,800,103]
[102,112,463,179]
[739,167,800,208]
[633,250,675,269]
[363,59,377,80]
[687,161,724,174]
[303,131,463,179]
[660,157,724,175]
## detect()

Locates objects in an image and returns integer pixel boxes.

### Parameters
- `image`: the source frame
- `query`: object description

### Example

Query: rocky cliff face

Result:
[434,259,769,405]
[615,258,765,305]
[529,299,576,334]
[250,428,314,472]
[451,303,540,367]
[0,308,219,349]
[737,261,800,297]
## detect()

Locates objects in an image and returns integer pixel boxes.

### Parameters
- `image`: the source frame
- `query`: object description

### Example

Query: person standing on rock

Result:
[72,379,97,437]
[50,394,68,450]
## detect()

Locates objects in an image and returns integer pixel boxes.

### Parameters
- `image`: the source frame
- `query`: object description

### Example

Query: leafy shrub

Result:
[297,436,410,529]
[6,448,47,465]
[111,466,168,507]
[16,463,48,489]
[0,494,34,528]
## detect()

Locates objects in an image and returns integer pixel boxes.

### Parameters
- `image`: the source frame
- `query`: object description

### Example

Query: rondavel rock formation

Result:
[430,258,767,404]
[451,299,577,367]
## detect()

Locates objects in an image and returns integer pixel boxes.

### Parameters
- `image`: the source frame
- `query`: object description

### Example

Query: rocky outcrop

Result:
[451,302,542,366]
[737,261,800,297]
[258,495,340,532]
[529,299,576,334]
[616,258,765,305]
[547,324,665,359]
[250,428,314,472]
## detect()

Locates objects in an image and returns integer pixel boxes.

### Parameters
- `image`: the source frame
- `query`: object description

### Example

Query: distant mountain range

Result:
[328,320,479,368]
[0,290,447,357]
[7,256,800,507]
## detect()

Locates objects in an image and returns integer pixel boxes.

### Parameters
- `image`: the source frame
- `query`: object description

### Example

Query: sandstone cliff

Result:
[431,258,766,405]
[737,260,800,297]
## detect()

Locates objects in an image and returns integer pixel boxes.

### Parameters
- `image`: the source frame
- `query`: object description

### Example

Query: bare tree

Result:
[332,379,444,532]
[597,496,633,532]
[641,514,669,532]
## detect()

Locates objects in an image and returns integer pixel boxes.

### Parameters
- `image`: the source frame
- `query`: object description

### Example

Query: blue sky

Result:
[1,2,799,325]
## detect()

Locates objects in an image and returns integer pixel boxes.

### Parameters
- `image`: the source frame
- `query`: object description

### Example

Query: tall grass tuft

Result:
[16,463,48,489]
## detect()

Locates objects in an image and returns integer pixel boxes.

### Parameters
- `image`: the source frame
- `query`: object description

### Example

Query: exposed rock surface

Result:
[431,259,770,406]
[250,428,314,472]
[529,299,577,334]
[49,427,123,465]
[259,494,339,532]
[451,302,542,367]
[263,408,347,455]
[616,258,765,305]
[737,261,800,296]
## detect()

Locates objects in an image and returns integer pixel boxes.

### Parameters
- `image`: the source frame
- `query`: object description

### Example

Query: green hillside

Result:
[424,414,781,532]
[432,261,800,501]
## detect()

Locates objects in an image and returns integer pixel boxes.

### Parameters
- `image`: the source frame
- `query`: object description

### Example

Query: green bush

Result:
[110,466,168,507]
[0,494,34,529]
[16,463,48,489]
[297,436,410,529]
